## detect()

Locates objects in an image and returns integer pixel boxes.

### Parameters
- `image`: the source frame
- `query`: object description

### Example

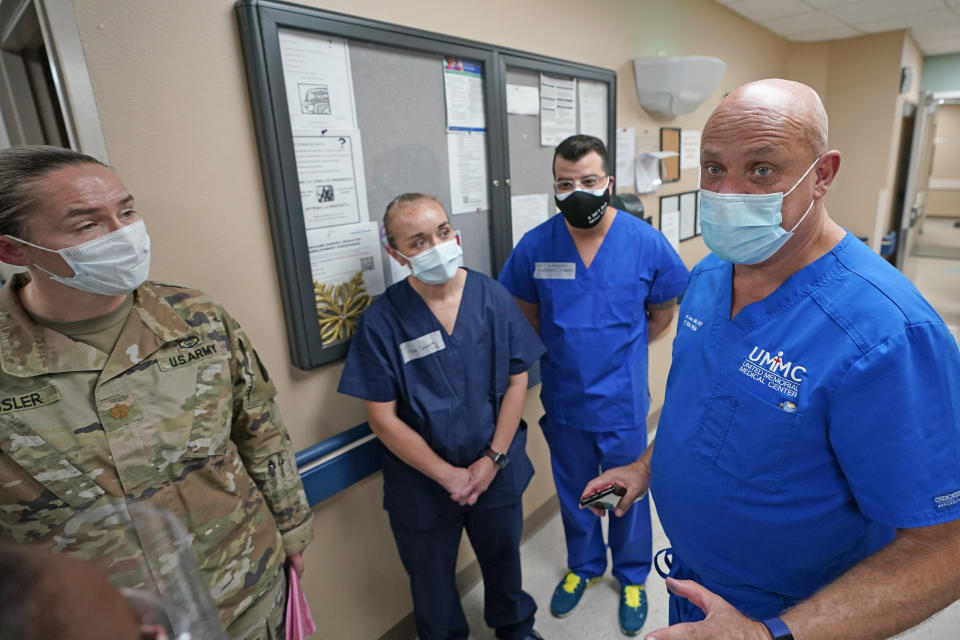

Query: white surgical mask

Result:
[10,219,151,295]
[699,158,819,264]
[398,238,463,285]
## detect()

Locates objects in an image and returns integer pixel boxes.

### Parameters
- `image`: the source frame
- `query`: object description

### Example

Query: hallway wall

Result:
[928,104,960,217]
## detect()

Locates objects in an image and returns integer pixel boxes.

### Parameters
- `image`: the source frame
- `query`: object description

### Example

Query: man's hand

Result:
[440,466,472,503]
[449,456,498,506]
[581,458,651,517]
[287,552,305,578]
[644,578,770,640]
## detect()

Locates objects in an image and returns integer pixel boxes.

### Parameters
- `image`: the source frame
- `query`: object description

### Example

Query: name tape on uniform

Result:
[158,342,221,371]
[400,330,446,364]
[534,262,576,280]
[0,385,61,414]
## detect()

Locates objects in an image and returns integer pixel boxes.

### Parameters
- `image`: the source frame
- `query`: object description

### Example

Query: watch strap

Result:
[485,448,508,469]
[760,617,794,640]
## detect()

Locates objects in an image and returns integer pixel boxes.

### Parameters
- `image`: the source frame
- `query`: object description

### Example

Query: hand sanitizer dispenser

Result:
[633,56,726,117]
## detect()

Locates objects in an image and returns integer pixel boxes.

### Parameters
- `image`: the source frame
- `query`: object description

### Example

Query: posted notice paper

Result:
[278,30,357,134]
[681,129,701,170]
[447,131,489,214]
[510,193,549,247]
[292,130,369,229]
[660,197,681,253]
[540,74,576,146]
[306,221,385,295]
[444,59,486,131]
[577,79,608,145]
[506,84,539,116]
[615,128,636,190]
[680,191,697,240]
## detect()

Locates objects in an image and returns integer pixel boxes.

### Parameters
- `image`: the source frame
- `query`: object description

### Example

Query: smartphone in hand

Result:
[579,485,627,511]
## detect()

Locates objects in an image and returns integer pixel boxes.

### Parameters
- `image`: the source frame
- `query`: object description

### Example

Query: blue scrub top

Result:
[338,269,545,528]
[650,233,960,607]
[498,211,690,432]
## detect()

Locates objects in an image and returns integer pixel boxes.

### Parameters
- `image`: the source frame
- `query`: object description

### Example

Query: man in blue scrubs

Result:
[584,79,960,640]
[338,194,545,640]
[498,136,690,636]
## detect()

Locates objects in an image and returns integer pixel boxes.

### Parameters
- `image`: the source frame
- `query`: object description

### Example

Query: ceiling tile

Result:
[725,0,812,21]
[826,0,944,25]
[911,23,960,40]
[763,10,850,36]
[859,8,959,33]
[803,0,862,8]
[911,21,960,55]
[922,40,960,55]
[712,0,960,52]
[788,25,863,41]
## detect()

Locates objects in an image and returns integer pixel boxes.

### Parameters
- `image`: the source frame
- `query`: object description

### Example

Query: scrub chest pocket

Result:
[538,273,649,329]
[694,373,804,494]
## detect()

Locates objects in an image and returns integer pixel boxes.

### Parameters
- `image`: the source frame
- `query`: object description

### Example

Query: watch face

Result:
[488,450,508,468]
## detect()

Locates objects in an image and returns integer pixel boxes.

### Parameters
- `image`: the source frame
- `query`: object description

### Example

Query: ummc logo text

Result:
[747,346,807,383]
[738,346,808,398]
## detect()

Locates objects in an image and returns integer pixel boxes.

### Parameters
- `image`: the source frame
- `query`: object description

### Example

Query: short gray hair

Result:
[0,145,107,240]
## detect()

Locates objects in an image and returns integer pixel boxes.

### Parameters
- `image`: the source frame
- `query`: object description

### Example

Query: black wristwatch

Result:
[760,617,794,640]
[485,448,509,469]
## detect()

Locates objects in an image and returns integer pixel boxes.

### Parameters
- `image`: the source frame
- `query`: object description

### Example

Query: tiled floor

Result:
[454,216,960,639]
[459,484,670,639]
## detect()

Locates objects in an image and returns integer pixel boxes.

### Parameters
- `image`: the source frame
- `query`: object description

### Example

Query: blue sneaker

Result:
[619,584,648,636]
[549,570,601,618]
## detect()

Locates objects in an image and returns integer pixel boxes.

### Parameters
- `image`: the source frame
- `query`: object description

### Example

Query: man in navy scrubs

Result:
[339,194,545,640]
[499,135,690,636]
[584,79,960,640]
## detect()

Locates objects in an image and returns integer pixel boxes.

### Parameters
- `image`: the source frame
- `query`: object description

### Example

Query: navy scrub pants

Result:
[388,499,536,640]
[541,417,652,586]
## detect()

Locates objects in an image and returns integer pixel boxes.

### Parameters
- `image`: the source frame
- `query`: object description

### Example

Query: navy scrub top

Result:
[650,233,960,604]
[498,211,690,432]
[339,269,545,528]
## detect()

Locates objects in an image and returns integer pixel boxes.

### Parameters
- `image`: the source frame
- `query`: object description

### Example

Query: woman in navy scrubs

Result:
[338,193,545,640]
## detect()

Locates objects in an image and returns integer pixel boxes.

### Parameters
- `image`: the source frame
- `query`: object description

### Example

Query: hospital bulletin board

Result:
[236,0,615,369]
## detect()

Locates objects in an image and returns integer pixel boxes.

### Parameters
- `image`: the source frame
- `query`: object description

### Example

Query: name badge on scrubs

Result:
[534,262,576,280]
[399,330,446,364]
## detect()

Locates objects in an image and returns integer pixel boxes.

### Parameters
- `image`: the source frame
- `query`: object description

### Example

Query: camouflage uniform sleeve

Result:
[222,309,314,556]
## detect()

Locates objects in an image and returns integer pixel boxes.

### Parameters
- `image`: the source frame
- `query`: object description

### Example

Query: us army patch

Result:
[158,342,221,371]
[0,386,61,415]
[177,335,201,350]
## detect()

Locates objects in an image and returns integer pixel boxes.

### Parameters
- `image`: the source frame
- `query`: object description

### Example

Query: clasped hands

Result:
[443,456,499,506]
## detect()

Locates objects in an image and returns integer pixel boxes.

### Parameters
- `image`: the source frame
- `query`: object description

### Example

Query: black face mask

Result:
[555,187,610,229]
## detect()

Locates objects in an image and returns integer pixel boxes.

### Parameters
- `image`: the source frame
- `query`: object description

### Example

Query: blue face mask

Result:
[699,158,820,265]
[397,238,463,285]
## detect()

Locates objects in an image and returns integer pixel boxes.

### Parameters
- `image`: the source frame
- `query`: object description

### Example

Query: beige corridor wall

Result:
[819,31,916,244]
[927,104,960,217]
[69,0,799,637]
[783,32,923,248]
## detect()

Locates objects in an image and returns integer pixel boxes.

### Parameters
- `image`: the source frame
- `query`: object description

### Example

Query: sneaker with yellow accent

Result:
[549,570,601,618]
[619,584,648,636]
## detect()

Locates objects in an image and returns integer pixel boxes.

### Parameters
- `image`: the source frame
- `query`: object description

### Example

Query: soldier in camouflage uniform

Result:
[0,146,313,640]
